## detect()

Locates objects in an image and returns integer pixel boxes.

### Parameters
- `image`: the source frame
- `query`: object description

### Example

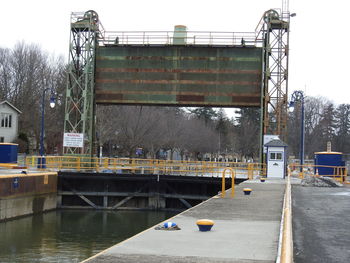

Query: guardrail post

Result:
[221,169,226,198]
[340,167,344,183]
[163,160,166,174]
[248,163,253,180]
[104,158,108,169]
[337,167,340,182]
[345,168,348,183]
[203,162,207,176]
[298,165,304,179]
[95,157,99,172]
[150,159,154,174]
[131,159,136,174]
[230,169,235,198]
[77,157,81,171]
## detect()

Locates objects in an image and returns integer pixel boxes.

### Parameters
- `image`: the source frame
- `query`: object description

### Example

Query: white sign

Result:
[63,133,84,148]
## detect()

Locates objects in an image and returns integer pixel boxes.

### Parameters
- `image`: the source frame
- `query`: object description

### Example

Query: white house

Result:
[0,101,22,143]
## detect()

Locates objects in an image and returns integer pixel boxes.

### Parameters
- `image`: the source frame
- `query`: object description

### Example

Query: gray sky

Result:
[2,0,349,107]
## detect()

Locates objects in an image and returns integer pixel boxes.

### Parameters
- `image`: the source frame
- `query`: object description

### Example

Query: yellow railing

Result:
[25,156,266,178]
[0,162,18,168]
[289,163,348,183]
[221,168,235,198]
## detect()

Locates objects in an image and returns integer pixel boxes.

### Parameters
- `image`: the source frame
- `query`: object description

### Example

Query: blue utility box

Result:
[314,151,345,176]
[0,143,18,164]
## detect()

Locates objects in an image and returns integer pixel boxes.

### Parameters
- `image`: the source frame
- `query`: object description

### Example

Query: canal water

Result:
[0,210,176,263]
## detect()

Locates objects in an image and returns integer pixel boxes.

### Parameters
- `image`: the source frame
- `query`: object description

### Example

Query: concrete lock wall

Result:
[58,172,236,210]
[0,172,57,221]
[0,193,57,221]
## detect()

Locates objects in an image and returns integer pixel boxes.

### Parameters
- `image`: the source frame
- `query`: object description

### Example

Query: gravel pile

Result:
[301,175,343,187]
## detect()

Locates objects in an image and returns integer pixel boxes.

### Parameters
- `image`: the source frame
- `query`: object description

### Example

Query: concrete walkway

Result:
[83,179,286,263]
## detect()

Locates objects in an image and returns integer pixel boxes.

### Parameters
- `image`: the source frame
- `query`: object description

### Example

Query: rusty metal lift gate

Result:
[63,9,291,157]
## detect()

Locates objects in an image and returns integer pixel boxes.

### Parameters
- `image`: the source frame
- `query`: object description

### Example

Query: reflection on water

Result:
[0,210,175,263]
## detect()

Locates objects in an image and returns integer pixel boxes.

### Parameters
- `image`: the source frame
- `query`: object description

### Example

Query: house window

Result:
[1,113,12,128]
[269,152,283,161]
[0,137,4,142]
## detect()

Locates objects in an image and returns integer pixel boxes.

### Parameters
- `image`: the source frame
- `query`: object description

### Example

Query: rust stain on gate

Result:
[95,45,262,107]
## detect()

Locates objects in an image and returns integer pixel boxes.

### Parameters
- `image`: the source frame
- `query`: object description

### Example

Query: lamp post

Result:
[38,88,55,168]
[289,90,305,172]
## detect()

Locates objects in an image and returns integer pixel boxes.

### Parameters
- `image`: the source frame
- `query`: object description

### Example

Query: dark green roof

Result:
[264,139,288,147]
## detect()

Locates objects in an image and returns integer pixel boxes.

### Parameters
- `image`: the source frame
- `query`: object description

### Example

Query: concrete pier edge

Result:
[82,178,290,263]
[0,171,58,221]
[80,189,221,263]
[276,175,293,263]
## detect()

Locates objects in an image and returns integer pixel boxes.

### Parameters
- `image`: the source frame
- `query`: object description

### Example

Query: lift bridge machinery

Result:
[63,9,292,158]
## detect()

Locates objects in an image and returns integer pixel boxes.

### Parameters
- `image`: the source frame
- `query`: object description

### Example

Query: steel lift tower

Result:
[64,10,103,155]
[256,5,291,141]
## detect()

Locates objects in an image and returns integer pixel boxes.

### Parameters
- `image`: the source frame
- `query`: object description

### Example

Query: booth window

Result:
[270,152,283,161]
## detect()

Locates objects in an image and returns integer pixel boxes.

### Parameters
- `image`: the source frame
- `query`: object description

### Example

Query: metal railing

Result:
[0,162,18,168]
[221,168,235,198]
[71,11,260,47]
[101,31,259,46]
[25,156,266,178]
[289,163,348,183]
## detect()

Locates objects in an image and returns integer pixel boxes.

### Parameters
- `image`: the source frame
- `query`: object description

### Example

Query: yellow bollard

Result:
[231,169,235,198]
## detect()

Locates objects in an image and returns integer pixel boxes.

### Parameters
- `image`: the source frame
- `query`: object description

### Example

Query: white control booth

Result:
[264,139,288,179]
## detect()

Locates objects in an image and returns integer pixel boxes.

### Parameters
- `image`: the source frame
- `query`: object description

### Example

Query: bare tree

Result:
[0,42,66,153]
[234,108,260,160]
[334,104,350,153]
[96,106,166,157]
[182,116,218,158]
[0,48,11,100]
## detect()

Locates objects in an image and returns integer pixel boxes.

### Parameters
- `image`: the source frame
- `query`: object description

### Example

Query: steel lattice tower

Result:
[256,9,290,141]
[63,10,102,156]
